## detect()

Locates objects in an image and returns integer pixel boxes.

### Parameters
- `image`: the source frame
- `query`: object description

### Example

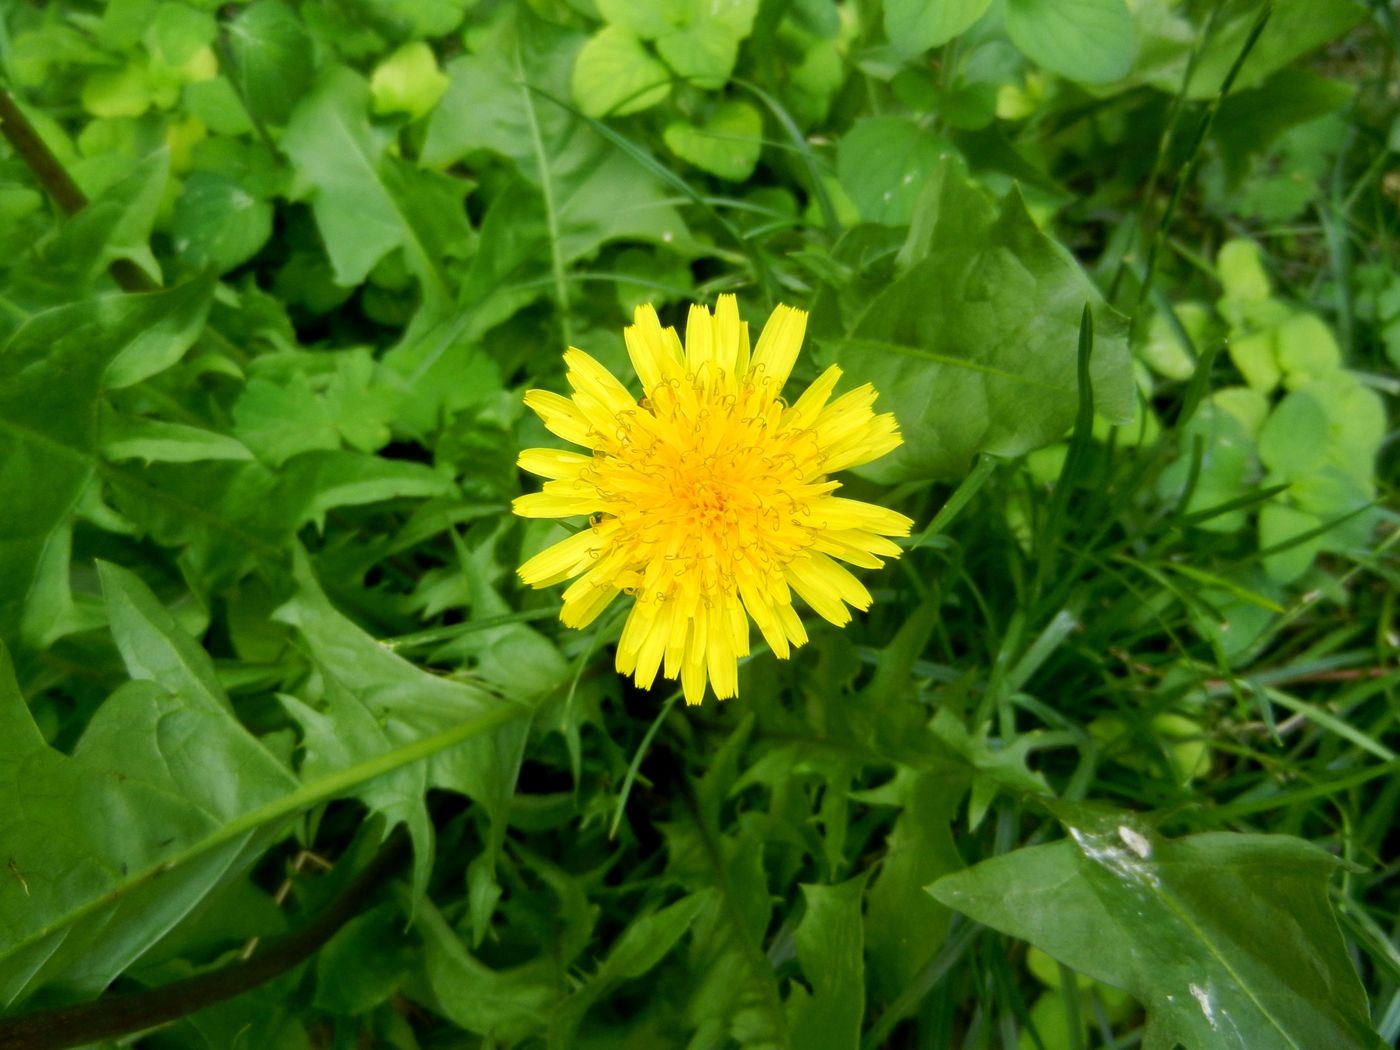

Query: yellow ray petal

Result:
[517,447,593,480]
[749,304,807,392]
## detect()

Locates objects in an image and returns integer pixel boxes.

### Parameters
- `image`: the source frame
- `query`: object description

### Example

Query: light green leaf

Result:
[571,26,670,118]
[885,0,992,55]
[1258,390,1329,478]
[929,810,1386,1050]
[370,41,450,120]
[1005,0,1137,85]
[664,99,763,181]
[1274,313,1342,384]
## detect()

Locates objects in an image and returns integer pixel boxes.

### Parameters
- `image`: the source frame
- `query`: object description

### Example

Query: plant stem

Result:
[0,88,156,293]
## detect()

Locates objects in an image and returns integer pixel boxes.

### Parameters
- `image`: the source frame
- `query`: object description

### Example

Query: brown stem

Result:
[0,830,410,1050]
[0,88,157,293]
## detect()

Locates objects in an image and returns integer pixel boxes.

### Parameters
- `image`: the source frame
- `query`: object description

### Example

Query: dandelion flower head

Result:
[513,295,914,705]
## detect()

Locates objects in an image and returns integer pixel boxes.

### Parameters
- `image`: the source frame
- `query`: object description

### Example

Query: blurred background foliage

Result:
[0,0,1396,1047]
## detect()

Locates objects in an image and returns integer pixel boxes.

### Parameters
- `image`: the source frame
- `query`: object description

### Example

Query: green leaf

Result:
[370,41,450,120]
[170,171,274,273]
[1259,502,1325,583]
[570,26,670,118]
[0,281,212,646]
[865,774,965,999]
[268,450,456,533]
[313,902,414,1015]
[101,411,256,464]
[1162,0,1367,100]
[274,551,531,897]
[885,0,992,55]
[605,893,707,980]
[817,160,1133,481]
[98,561,236,712]
[26,149,169,295]
[81,62,151,119]
[281,66,455,303]
[0,576,296,1007]
[789,874,870,1050]
[837,117,962,226]
[415,895,558,1043]
[233,373,342,467]
[0,623,524,1009]
[1258,389,1329,478]
[1004,0,1137,85]
[663,99,762,181]
[929,810,1386,1050]
[422,23,581,169]
[224,0,315,126]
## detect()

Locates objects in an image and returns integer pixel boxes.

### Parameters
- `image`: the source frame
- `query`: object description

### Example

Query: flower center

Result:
[583,375,832,603]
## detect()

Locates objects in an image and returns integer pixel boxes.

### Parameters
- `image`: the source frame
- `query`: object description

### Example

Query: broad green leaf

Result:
[664,100,763,181]
[571,26,670,118]
[790,874,869,1050]
[0,281,212,646]
[885,0,992,55]
[596,0,683,37]
[422,23,581,169]
[224,0,314,125]
[98,561,237,713]
[1005,0,1137,85]
[281,66,456,303]
[1274,313,1341,384]
[1258,390,1329,478]
[929,810,1386,1050]
[837,117,961,226]
[0,569,296,1007]
[169,171,274,273]
[0,623,524,1009]
[816,160,1133,481]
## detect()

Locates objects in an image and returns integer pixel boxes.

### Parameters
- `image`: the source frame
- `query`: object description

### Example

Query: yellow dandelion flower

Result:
[513,295,914,706]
